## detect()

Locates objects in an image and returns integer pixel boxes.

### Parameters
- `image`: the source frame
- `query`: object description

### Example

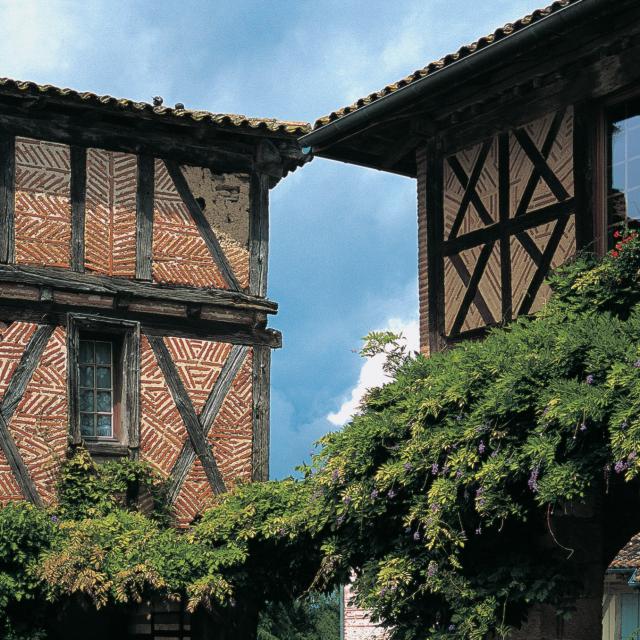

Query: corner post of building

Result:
[424,138,446,354]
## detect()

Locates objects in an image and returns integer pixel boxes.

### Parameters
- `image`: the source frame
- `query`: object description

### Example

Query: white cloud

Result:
[327,316,419,426]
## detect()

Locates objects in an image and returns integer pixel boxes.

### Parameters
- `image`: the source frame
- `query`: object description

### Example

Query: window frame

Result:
[594,86,640,255]
[67,314,140,458]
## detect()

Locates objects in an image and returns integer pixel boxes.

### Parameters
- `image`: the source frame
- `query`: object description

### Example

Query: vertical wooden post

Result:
[498,132,512,323]
[252,345,270,482]
[573,103,597,252]
[70,146,87,272]
[249,172,269,297]
[0,133,15,264]
[425,140,446,354]
[136,155,155,281]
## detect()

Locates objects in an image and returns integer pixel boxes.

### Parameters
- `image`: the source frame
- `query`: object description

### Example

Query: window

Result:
[67,314,140,456]
[79,338,116,439]
[607,98,640,244]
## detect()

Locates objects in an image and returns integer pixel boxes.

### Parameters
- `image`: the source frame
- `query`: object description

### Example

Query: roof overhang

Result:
[300,0,615,177]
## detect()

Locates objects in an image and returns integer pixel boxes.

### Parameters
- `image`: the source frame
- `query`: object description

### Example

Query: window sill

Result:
[84,440,130,458]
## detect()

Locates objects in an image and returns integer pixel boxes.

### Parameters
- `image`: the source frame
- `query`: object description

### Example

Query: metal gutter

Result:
[300,0,609,151]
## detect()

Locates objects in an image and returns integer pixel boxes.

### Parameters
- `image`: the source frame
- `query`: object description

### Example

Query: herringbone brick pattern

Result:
[173,348,252,526]
[0,322,39,503]
[8,327,68,504]
[210,348,253,482]
[152,160,227,289]
[217,229,250,290]
[164,337,231,414]
[510,108,574,215]
[85,149,137,277]
[15,138,71,267]
[139,335,189,477]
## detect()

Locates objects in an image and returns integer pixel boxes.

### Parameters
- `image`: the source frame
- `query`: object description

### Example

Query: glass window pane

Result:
[96,415,112,437]
[79,340,94,364]
[611,124,626,167]
[79,365,94,388]
[96,367,111,389]
[80,389,94,412]
[96,391,112,413]
[628,189,640,222]
[95,342,112,365]
[80,413,94,437]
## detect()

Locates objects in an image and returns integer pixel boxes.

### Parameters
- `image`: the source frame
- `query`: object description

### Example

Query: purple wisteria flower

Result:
[403,462,412,472]
[586,374,595,385]
[431,462,439,475]
[342,495,351,505]
[630,452,638,461]
[380,587,388,596]
[622,421,629,431]
[455,470,463,479]
[336,515,345,526]
[370,489,379,500]
[615,460,628,474]
[475,526,482,535]
[331,469,340,482]
[427,561,438,577]
[442,464,451,475]
[430,503,440,513]
[528,467,539,493]
[50,515,59,523]
[634,359,640,369]
[478,441,486,454]
[448,624,456,632]
[387,489,397,499]
[580,423,587,432]
[413,530,421,541]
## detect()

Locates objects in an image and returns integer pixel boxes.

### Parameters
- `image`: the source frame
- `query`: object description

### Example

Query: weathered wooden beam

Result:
[0,263,277,312]
[0,324,54,506]
[135,155,155,281]
[498,132,512,324]
[252,345,270,482]
[166,344,248,503]
[0,300,282,348]
[0,109,256,175]
[70,146,86,272]
[0,133,14,264]
[249,173,269,297]
[164,160,241,291]
[425,141,446,354]
[148,336,227,495]
[442,199,574,256]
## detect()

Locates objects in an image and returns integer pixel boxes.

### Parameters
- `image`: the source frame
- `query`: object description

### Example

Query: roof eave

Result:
[300,0,604,154]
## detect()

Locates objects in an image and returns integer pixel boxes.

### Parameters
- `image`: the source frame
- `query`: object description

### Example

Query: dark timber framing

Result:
[164,160,241,291]
[0,132,15,264]
[70,146,86,272]
[165,344,249,503]
[149,335,229,496]
[135,155,155,281]
[249,173,270,297]
[0,324,55,506]
[425,111,576,347]
[67,313,140,453]
[252,345,270,482]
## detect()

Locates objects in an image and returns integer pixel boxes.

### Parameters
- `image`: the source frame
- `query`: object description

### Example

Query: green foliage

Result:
[4,232,640,638]
[257,592,340,640]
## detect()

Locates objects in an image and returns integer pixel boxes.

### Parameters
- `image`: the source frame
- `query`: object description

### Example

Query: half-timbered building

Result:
[300,0,640,638]
[0,77,309,638]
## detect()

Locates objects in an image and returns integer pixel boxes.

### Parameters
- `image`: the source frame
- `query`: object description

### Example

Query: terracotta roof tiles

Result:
[0,77,311,137]
[312,0,578,130]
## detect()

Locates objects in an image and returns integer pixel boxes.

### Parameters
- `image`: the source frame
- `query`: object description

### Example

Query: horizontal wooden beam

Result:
[0,263,277,313]
[0,107,255,174]
[442,200,574,256]
[0,301,282,348]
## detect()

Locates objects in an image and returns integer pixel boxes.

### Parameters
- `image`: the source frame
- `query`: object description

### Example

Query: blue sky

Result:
[0,0,546,477]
